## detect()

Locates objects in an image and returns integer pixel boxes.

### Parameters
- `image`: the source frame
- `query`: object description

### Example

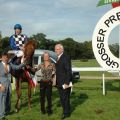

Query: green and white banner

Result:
[97,0,120,6]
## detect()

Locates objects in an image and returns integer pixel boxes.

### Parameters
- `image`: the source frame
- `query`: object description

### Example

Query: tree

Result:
[0,31,103,60]
[46,39,57,51]
[109,43,119,58]
[81,41,94,59]
[31,33,47,49]
[58,38,80,59]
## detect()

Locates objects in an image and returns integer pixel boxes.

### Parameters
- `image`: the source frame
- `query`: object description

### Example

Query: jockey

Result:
[9,24,28,58]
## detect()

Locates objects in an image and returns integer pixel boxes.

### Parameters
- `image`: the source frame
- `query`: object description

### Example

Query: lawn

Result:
[72,59,100,67]
[7,59,120,120]
[72,59,114,77]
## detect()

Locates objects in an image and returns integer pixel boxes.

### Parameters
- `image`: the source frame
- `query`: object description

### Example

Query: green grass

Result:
[7,59,120,120]
[72,59,100,67]
[7,79,120,120]
[72,59,113,77]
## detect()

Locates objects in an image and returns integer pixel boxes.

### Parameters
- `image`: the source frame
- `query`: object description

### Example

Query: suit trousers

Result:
[0,85,11,118]
[58,87,71,115]
[40,81,52,113]
[0,91,5,118]
[5,87,11,113]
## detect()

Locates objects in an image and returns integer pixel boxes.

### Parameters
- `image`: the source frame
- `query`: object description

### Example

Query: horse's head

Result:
[24,40,36,61]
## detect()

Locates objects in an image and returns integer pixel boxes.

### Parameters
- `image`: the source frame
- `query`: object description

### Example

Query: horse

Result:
[11,40,36,112]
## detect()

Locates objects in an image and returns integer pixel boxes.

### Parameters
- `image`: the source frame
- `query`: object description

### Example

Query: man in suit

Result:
[0,52,25,120]
[55,44,72,120]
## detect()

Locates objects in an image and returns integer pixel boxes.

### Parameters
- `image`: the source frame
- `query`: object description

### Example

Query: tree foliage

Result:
[0,32,119,60]
[109,43,119,58]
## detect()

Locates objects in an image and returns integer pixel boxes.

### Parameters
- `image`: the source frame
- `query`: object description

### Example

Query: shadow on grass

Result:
[17,86,88,115]
[19,89,40,109]
[20,87,59,110]
[72,79,81,84]
[48,88,88,114]
[70,92,88,113]
[105,80,120,93]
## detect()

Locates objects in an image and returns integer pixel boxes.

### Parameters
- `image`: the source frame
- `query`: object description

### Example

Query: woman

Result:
[31,52,55,115]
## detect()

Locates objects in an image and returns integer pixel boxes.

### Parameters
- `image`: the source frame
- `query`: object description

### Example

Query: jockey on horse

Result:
[9,24,36,86]
[9,24,36,112]
[9,24,28,62]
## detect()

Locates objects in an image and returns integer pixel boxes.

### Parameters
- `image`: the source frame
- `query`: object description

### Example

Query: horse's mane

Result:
[24,40,36,59]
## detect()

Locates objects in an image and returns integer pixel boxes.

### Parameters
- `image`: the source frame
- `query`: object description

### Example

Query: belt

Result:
[41,80,51,82]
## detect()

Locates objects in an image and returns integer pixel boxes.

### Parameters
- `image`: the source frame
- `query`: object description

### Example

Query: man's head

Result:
[14,24,22,35]
[55,44,64,56]
[1,52,9,64]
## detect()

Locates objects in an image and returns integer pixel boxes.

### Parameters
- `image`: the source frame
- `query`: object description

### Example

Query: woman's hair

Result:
[41,52,50,62]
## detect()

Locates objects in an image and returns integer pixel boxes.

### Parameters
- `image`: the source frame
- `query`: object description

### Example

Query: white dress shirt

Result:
[57,52,63,61]
[2,61,10,72]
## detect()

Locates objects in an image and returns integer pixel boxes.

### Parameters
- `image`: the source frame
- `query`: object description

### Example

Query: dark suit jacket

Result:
[56,53,72,87]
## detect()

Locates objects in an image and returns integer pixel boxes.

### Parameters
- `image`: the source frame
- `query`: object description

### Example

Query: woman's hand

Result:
[32,67,37,72]
[26,65,37,72]
[26,65,31,69]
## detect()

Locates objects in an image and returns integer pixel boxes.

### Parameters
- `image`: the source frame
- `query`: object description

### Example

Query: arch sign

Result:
[92,2,120,69]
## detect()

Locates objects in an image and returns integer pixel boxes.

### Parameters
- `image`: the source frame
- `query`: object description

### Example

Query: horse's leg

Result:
[28,82,32,110]
[15,78,22,112]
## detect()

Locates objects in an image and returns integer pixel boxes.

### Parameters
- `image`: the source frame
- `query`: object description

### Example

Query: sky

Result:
[0,0,118,43]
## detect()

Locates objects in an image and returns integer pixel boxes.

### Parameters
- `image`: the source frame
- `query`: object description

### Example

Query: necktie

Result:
[57,56,60,61]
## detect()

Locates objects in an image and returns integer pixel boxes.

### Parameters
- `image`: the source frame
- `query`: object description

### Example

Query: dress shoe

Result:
[5,111,10,116]
[61,114,70,120]
[41,110,46,114]
[48,111,53,116]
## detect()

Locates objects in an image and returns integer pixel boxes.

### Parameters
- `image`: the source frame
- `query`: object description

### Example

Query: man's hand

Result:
[0,84,5,92]
[19,46,25,51]
[22,56,26,62]
[63,84,69,89]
